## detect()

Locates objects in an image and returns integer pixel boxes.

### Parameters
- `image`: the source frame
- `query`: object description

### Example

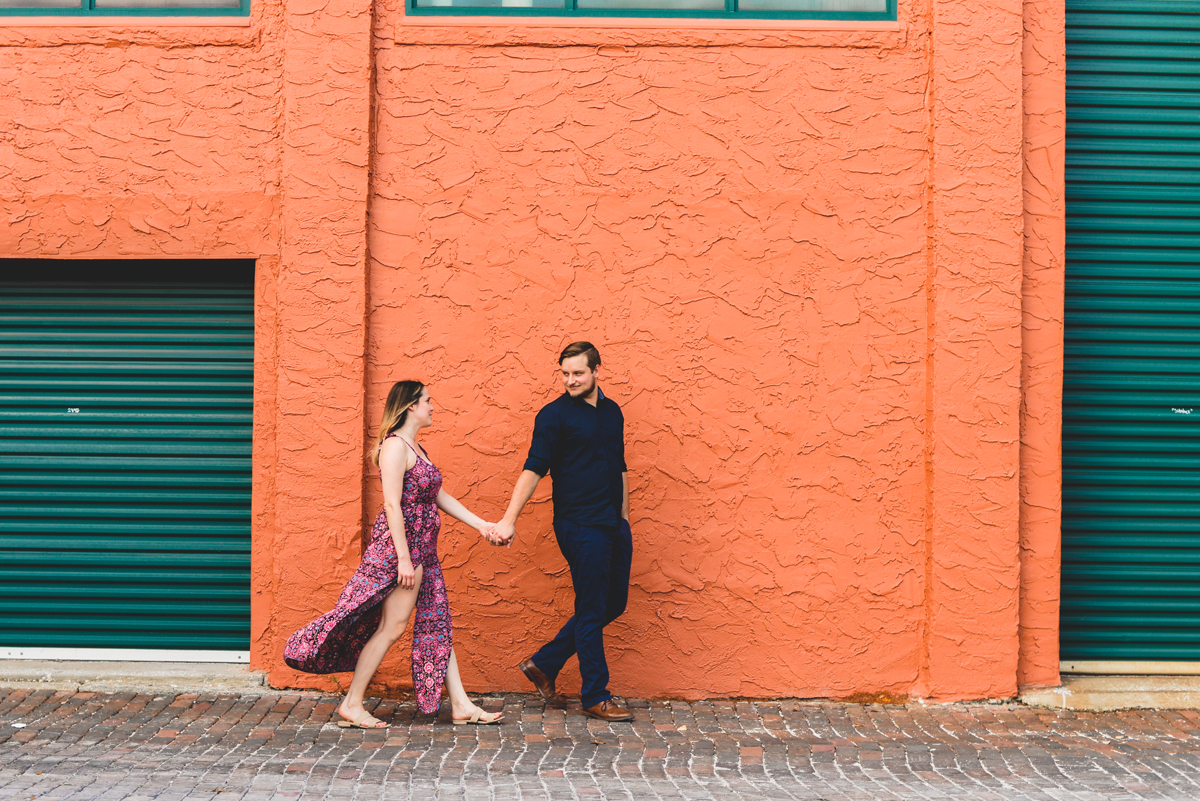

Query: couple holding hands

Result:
[284,342,635,728]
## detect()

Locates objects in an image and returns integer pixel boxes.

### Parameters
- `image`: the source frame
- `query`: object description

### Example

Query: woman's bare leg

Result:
[337,565,424,725]
[444,648,502,722]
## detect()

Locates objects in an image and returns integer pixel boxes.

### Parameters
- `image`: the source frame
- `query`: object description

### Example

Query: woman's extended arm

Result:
[435,488,493,537]
[379,438,418,589]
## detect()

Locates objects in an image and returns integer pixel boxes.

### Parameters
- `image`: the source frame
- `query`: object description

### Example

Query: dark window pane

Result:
[0,0,79,7]
[738,0,884,9]
[577,0,722,7]
[94,0,241,7]
[417,0,564,7]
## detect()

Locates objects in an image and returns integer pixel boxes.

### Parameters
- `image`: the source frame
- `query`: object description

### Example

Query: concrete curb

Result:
[1021,674,1200,712]
[0,660,292,696]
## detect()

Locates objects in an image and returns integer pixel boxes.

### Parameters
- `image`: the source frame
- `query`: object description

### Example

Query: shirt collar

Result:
[566,387,605,405]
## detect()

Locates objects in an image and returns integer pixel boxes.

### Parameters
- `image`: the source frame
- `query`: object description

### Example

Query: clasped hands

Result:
[478,520,516,547]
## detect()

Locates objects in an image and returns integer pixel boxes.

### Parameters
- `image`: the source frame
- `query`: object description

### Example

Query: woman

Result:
[284,380,503,728]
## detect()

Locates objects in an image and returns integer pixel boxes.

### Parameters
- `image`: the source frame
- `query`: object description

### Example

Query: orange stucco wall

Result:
[0,0,1064,700]
[1018,0,1066,690]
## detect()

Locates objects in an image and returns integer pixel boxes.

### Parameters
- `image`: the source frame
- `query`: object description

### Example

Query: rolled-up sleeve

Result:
[522,406,558,477]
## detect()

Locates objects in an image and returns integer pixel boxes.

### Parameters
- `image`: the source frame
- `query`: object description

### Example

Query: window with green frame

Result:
[0,0,247,16]
[406,0,892,18]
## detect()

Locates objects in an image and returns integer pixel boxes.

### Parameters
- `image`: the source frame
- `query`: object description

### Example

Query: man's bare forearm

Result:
[502,470,542,525]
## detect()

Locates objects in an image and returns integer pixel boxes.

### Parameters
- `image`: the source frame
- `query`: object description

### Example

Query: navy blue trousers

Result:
[531,519,633,709]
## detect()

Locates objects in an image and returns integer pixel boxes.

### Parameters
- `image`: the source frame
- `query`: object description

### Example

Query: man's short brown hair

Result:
[559,341,601,370]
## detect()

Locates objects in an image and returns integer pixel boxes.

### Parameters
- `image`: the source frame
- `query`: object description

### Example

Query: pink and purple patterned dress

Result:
[283,435,453,715]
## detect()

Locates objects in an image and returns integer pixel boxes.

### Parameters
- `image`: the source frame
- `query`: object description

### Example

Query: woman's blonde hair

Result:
[372,380,425,466]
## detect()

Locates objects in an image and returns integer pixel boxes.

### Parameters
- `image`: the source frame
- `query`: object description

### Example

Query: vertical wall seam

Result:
[1013,22,1028,693]
[920,0,936,697]
[362,0,380,549]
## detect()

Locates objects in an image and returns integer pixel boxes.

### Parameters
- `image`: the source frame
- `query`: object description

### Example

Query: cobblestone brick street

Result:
[2,688,1199,800]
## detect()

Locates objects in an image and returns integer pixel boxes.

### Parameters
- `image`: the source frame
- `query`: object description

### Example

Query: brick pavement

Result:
[2,688,1199,800]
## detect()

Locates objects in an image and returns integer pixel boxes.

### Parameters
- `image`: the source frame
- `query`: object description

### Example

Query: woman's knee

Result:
[374,620,408,645]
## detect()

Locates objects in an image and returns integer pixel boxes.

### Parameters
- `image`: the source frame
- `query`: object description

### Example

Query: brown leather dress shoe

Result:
[518,658,568,707]
[583,699,634,722]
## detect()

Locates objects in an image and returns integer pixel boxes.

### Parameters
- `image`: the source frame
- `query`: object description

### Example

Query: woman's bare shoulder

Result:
[379,436,416,472]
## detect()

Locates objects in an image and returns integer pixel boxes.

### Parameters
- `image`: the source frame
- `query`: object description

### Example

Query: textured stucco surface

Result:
[271,0,1044,701]
[1018,0,1066,689]
[359,35,932,701]
[251,0,374,675]
[0,18,281,258]
[923,0,1025,700]
[0,0,1064,701]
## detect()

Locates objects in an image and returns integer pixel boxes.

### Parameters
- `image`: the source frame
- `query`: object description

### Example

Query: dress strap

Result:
[387,434,429,465]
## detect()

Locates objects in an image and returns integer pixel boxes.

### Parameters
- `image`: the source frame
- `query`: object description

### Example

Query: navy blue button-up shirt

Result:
[523,389,627,527]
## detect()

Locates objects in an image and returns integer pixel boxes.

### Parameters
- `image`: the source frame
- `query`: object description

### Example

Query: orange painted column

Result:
[1018,0,1066,689]
[254,0,374,680]
[924,0,1026,698]
[251,255,280,661]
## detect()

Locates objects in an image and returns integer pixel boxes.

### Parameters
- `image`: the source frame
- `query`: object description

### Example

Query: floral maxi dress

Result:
[283,436,453,715]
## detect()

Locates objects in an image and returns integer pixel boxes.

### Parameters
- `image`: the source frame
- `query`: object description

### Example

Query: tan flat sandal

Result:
[337,711,388,729]
[452,708,504,726]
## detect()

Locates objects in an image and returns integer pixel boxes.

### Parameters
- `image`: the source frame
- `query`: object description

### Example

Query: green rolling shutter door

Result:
[1063,0,1200,660]
[0,282,252,653]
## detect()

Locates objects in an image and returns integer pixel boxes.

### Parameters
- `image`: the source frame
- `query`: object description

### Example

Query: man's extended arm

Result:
[496,469,542,543]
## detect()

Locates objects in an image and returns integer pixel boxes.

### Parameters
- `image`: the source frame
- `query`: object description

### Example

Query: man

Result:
[494,341,634,722]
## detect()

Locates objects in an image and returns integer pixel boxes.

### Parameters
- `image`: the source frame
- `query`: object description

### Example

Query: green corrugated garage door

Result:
[1063,0,1200,660]
[0,265,253,656]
